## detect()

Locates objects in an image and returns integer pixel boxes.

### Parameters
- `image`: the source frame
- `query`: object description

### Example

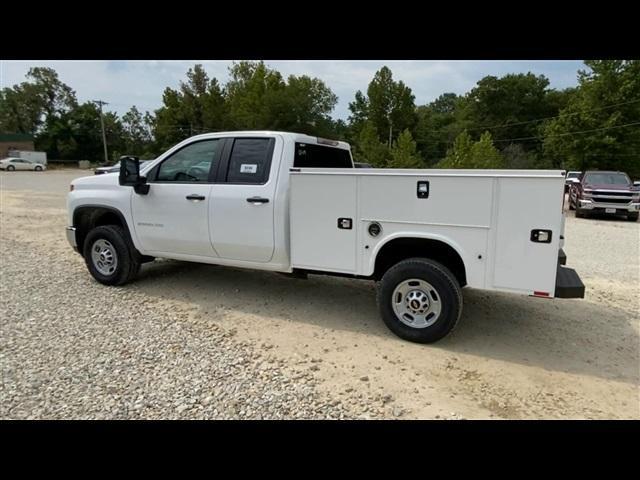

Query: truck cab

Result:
[68,132,352,272]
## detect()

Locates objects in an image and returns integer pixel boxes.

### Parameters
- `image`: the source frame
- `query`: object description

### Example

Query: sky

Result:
[0,60,585,120]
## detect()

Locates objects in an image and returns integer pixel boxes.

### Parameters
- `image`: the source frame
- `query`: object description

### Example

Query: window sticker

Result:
[240,164,257,174]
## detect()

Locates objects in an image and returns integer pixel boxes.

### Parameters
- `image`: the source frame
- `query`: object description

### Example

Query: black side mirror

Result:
[118,156,149,194]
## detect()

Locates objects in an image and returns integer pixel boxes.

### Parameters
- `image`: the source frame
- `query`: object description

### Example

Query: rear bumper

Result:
[66,226,78,252]
[555,265,585,299]
[554,248,585,298]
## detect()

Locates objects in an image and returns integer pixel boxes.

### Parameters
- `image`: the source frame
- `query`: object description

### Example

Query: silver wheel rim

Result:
[91,239,118,276]
[391,278,442,328]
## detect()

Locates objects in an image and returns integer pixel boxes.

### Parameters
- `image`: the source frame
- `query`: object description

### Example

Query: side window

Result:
[226,138,274,184]
[156,139,219,182]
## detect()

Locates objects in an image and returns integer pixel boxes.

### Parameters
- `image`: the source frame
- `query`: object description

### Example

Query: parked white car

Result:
[0,157,47,171]
[66,131,585,344]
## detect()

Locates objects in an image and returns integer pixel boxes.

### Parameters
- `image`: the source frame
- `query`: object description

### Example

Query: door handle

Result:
[246,197,270,204]
[186,194,206,201]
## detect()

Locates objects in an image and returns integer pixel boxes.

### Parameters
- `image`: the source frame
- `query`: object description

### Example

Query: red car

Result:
[569,170,640,221]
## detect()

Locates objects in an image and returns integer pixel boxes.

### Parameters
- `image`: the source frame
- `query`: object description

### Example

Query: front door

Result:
[210,136,279,263]
[131,139,221,257]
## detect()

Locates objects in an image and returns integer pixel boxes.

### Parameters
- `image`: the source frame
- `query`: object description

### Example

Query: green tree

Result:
[225,61,287,130]
[543,60,640,176]
[501,143,540,169]
[440,131,504,168]
[154,64,228,149]
[414,93,462,165]
[353,121,389,167]
[0,67,77,135]
[121,106,154,157]
[388,129,423,168]
[348,66,416,146]
[458,73,559,144]
[278,75,338,135]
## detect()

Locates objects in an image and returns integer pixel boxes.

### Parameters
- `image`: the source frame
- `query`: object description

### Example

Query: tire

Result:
[7,165,15,171]
[575,207,585,218]
[377,258,463,344]
[83,225,141,286]
[627,212,639,222]
[34,165,42,171]
[568,197,575,210]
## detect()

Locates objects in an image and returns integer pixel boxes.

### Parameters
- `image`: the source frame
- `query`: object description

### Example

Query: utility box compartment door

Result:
[490,177,564,294]
[290,173,357,273]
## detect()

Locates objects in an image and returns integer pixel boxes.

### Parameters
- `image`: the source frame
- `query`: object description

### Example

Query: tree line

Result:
[1,60,638,177]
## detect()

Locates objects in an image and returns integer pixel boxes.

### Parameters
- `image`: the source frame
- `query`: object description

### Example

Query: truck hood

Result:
[73,172,119,188]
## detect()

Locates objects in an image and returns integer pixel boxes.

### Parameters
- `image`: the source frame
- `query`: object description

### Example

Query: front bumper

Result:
[66,226,78,252]
[578,199,640,213]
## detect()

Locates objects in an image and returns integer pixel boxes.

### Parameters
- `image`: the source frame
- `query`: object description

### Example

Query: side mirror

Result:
[118,156,149,194]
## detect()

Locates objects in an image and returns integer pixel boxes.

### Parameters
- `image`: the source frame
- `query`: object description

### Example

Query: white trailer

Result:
[10,150,47,165]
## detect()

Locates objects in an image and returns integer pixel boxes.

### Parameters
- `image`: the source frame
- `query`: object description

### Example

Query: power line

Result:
[464,98,640,132]
[444,98,640,133]
[491,121,640,143]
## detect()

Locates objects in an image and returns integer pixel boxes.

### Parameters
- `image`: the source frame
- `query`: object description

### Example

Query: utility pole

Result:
[94,100,109,163]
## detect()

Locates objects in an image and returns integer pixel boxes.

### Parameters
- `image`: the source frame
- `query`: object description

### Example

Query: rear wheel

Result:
[377,258,462,344]
[34,165,43,171]
[83,225,141,285]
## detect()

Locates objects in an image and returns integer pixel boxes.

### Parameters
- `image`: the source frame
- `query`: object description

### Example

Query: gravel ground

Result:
[1,170,638,419]
[0,171,387,419]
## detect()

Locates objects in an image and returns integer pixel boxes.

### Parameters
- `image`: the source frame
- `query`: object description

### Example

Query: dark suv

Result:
[569,170,640,221]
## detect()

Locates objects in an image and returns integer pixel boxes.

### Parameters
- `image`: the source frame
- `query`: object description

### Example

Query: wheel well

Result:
[373,237,467,286]
[73,206,127,253]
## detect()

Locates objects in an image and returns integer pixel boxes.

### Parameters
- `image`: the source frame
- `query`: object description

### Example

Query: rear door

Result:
[210,136,280,262]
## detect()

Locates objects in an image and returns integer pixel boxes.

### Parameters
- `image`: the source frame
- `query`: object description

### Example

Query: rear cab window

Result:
[294,142,353,168]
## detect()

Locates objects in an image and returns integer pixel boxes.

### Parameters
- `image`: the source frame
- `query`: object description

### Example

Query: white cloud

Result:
[0,60,583,121]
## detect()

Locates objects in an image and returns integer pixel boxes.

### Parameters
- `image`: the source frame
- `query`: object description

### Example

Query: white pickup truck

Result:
[66,131,585,343]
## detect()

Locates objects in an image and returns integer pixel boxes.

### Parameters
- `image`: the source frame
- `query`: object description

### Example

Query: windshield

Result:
[566,172,580,179]
[584,172,630,185]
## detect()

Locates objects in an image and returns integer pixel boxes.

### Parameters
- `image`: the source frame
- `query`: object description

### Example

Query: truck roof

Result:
[186,131,351,150]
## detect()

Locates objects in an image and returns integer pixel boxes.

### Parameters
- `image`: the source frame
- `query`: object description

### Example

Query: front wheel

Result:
[627,212,639,222]
[7,165,15,171]
[377,258,463,343]
[34,165,43,171]
[83,225,141,286]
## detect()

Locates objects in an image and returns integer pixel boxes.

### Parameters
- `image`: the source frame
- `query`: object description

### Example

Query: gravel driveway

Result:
[1,170,638,419]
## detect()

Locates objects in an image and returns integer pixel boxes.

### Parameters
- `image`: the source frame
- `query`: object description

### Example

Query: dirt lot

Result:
[1,169,638,419]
